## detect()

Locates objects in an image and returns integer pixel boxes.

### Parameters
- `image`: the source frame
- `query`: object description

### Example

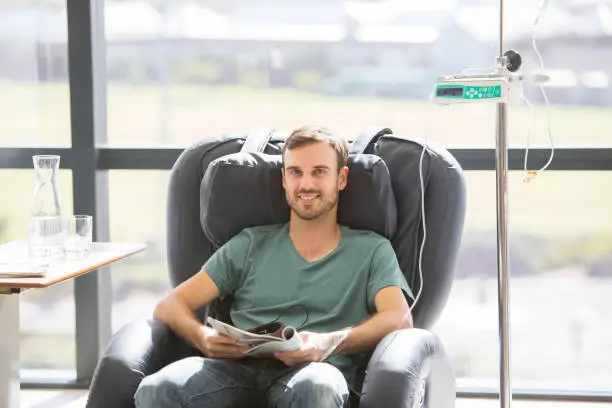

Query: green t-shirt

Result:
[203,222,412,381]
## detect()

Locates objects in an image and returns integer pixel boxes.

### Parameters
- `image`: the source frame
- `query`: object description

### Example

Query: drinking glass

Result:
[63,215,93,259]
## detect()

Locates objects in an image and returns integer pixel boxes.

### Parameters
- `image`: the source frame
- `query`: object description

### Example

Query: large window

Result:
[0,2,70,147]
[433,171,612,391]
[0,0,73,374]
[103,0,612,148]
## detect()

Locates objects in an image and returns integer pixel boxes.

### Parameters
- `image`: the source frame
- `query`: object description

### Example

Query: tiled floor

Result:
[20,390,609,408]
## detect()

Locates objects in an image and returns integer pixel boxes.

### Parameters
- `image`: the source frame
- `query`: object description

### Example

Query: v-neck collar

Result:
[284,223,345,265]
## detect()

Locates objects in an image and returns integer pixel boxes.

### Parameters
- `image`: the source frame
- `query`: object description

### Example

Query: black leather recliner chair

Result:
[86,128,466,408]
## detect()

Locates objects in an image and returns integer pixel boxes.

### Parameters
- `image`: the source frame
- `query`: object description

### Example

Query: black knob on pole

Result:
[503,50,522,72]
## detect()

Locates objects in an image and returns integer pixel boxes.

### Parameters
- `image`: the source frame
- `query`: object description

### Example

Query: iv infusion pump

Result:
[432,50,525,105]
[433,72,524,105]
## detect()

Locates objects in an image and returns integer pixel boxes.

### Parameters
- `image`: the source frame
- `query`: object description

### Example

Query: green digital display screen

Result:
[436,84,502,99]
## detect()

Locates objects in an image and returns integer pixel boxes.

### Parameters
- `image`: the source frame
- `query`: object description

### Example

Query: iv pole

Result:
[432,0,527,404]
[495,0,512,407]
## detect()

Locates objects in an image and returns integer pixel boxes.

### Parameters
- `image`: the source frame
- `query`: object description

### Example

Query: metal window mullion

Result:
[2,147,612,171]
[66,0,110,385]
[450,148,612,171]
[91,147,612,171]
[0,148,73,168]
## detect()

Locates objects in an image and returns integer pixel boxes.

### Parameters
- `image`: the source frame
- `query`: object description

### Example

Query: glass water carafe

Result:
[28,155,64,257]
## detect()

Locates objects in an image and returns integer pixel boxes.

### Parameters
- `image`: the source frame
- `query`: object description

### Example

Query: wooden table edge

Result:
[0,243,146,291]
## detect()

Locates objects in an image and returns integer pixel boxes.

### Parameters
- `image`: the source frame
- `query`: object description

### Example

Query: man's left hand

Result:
[273,330,348,366]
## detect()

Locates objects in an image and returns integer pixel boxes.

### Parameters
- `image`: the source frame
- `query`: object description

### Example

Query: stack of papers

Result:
[0,262,47,278]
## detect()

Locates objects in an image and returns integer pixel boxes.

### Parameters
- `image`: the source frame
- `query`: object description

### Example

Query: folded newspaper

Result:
[206,316,302,355]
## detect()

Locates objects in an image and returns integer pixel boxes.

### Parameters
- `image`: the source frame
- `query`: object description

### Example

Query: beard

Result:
[286,189,339,221]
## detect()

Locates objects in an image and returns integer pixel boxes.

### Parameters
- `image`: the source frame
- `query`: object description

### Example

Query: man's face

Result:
[282,141,347,221]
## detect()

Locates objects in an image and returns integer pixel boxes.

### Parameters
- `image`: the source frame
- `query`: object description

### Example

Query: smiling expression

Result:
[282,141,348,221]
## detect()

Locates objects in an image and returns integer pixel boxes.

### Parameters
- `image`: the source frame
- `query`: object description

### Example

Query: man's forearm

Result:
[154,295,205,350]
[332,309,412,356]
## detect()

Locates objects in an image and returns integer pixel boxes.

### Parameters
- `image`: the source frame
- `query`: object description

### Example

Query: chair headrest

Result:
[200,152,397,248]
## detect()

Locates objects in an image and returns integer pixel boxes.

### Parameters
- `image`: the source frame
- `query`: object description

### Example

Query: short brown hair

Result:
[282,125,348,171]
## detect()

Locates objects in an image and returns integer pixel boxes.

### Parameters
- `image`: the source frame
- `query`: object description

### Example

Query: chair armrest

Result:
[359,328,455,408]
[86,318,200,408]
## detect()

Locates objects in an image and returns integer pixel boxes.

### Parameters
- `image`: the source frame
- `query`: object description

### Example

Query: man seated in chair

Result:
[135,126,414,408]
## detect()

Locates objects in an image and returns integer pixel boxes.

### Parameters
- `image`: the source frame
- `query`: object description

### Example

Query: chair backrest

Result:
[166,128,466,328]
[351,129,467,327]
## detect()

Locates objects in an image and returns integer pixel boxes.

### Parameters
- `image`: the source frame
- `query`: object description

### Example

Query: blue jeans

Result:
[134,356,350,408]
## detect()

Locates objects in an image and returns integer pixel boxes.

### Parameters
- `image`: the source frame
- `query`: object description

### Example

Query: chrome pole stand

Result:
[496,0,512,404]
[495,54,512,408]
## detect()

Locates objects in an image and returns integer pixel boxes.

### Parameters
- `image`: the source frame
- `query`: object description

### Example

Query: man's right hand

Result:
[198,325,250,359]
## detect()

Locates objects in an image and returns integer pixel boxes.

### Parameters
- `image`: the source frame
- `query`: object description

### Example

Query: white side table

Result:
[0,241,146,408]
